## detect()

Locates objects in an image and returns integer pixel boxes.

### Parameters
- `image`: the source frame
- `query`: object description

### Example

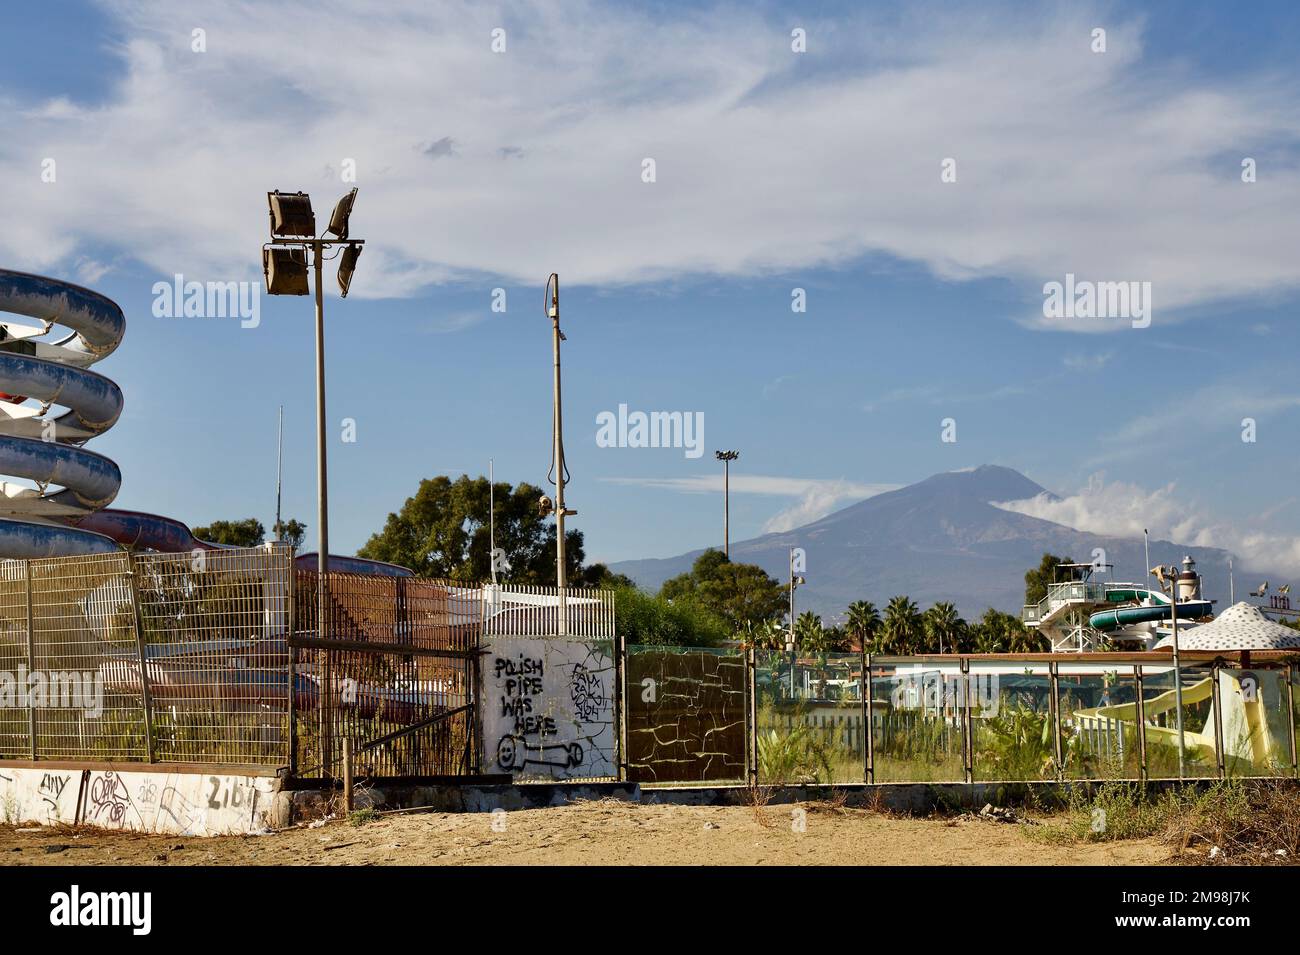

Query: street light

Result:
[789,548,805,697]
[543,273,576,636]
[261,188,365,778]
[714,449,738,557]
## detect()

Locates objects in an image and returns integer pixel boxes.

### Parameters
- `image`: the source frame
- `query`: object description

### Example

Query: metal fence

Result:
[744,653,1299,786]
[0,547,295,767]
[291,571,481,778]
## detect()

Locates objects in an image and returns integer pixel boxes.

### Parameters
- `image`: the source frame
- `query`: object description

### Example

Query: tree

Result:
[922,601,965,654]
[610,584,730,648]
[968,607,1046,654]
[357,474,598,584]
[795,610,829,655]
[193,518,265,548]
[1024,553,1075,606]
[845,600,881,651]
[273,518,307,550]
[879,595,922,654]
[659,550,785,633]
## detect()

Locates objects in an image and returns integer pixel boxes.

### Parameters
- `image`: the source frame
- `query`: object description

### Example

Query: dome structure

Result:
[1152,602,1300,652]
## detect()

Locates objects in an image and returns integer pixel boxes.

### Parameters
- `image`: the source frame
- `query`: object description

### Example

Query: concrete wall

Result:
[481,637,616,781]
[0,765,279,835]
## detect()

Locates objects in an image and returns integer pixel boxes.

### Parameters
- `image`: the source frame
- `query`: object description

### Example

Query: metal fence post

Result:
[865,653,875,784]
[1049,661,1064,780]
[859,646,868,784]
[747,647,758,786]
[1134,665,1148,782]
[126,554,156,762]
[614,630,625,782]
[1286,664,1297,778]
[1211,664,1226,779]
[287,552,298,777]
[24,560,36,760]
[961,657,973,784]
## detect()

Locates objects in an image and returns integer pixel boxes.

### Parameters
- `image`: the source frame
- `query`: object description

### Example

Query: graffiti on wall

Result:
[0,767,276,835]
[482,638,615,780]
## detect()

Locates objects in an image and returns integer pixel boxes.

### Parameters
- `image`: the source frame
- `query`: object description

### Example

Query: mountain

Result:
[608,465,1242,621]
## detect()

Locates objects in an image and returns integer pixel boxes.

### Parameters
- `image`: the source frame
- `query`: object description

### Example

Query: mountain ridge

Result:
[608,465,1242,620]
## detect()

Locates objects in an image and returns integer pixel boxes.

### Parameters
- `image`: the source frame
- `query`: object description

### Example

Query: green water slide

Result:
[1088,589,1213,632]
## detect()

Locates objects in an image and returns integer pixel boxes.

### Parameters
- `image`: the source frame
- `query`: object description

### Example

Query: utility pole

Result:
[715,450,738,557]
[788,548,804,698]
[1169,564,1186,780]
[546,274,575,635]
[274,405,283,541]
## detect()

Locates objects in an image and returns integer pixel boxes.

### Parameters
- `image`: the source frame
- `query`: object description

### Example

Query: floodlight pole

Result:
[312,238,334,777]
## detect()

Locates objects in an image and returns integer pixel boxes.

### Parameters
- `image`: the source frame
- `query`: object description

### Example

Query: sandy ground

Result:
[0,801,1170,865]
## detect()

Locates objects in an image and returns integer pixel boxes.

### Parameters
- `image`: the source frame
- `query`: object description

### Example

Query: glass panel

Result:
[624,645,748,784]
[1138,664,1219,778]
[970,663,1055,782]
[1056,665,1141,779]
[1218,668,1290,777]
[869,662,965,783]
[755,653,864,784]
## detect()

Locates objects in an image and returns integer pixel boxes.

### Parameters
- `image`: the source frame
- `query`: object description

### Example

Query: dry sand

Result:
[0,800,1170,866]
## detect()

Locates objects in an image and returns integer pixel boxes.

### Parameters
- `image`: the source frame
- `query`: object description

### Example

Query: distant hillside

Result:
[609,465,1242,620]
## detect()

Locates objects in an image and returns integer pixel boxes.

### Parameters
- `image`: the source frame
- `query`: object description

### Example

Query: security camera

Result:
[538,494,554,517]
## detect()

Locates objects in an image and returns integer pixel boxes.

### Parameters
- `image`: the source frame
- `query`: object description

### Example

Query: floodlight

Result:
[326,188,358,239]
[337,244,362,298]
[263,247,309,295]
[267,190,315,238]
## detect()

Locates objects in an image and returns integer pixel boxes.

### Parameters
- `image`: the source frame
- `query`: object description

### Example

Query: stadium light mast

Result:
[262,187,363,778]
[715,450,739,557]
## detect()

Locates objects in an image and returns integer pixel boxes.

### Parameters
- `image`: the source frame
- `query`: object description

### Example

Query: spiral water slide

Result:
[0,268,407,574]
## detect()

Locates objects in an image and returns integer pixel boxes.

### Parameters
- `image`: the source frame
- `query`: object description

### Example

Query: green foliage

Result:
[193,518,266,548]
[1024,553,1074,606]
[979,699,1058,780]
[845,600,880,650]
[660,550,785,631]
[921,601,965,653]
[968,607,1046,653]
[876,595,922,654]
[756,714,835,784]
[358,474,600,583]
[612,584,731,647]
[273,518,308,549]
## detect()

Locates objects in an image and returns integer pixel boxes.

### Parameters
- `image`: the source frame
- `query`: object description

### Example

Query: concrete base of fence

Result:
[0,764,281,836]
[278,776,1298,825]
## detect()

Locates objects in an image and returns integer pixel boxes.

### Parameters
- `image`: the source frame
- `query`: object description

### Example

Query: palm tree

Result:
[845,600,880,651]
[794,610,827,655]
[880,595,921,654]
[923,601,964,654]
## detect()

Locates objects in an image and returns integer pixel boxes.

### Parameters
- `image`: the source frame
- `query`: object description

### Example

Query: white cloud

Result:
[2,2,1298,321]
[600,473,897,532]
[994,472,1300,574]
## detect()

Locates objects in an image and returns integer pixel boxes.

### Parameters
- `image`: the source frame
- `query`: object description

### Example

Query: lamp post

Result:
[715,450,738,557]
[788,548,805,698]
[543,274,576,635]
[1168,563,1187,780]
[262,187,363,778]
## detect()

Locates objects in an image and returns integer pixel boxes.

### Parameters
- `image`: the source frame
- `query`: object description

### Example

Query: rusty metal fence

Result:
[291,571,478,778]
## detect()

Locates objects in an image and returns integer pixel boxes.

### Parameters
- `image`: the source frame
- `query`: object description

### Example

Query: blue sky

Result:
[2,0,1299,573]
